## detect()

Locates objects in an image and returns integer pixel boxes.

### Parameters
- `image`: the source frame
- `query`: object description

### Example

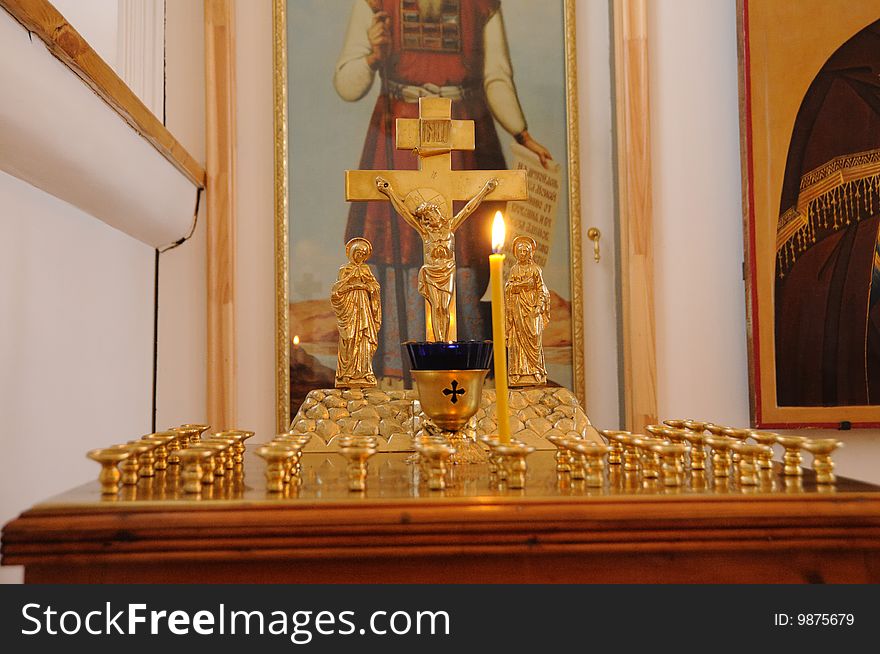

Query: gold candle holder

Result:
[118,442,149,485]
[731,442,772,486]
[87,447,130,494]
[802,438,844,484]
[175,424,210,451]
[254,444,297,493]
[233,429,257,463]
[705,435,736,478]
[747,430,778,470]
[681,430,708,471]
[720,426,751,463]
[216,429,257,466]
[178,448,215,494]
[416,441,456,490]
[240,430,257,464]
[180,423,210,439]
[132,439,160,478]
[645,424,668,440]
[599,430,628,466]
[213,430,245,464]
[661,427,690,469]
[560,438,586,480]
[705,423,728,436]
[478,435,502,477]
[289,434,313,476]
[337,436,378,491]
[775,434,807,476]
[614,433,641,472]
[569,442,612,487]
[650,443,687,487]
[493,441,535,489]
[682,419,708,433]
[141,432,175,471]
[277,442,302,485]
[171,427,191,451]
[202,436,237,472]
[546,433,573,473]
[705,423,730,465]
[632,436,665,479]
[166,431,182,465]
[661,426,687,445]
[270,437,310,484]
[185,445,221,484]
[197,441,230,479]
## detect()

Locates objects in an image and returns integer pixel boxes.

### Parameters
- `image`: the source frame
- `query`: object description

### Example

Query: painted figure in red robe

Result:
[335,0,550,377]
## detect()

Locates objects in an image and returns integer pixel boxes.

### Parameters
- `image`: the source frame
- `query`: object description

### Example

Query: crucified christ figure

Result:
[375,175,498,342]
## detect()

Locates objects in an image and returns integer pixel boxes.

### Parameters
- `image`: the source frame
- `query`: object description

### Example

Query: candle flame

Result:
[491,211,505,253]
[292,335,300,346]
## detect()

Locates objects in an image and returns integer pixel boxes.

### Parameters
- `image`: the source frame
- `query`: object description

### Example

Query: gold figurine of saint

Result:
[375,175,498,341]
[332,237,382,388]
[505,236,550,386]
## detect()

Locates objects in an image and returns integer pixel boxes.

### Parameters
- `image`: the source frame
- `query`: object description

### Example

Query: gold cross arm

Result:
[345,97,528,203]
[395,117,473,156]
[396,96,474,155]
[345,168,527,203]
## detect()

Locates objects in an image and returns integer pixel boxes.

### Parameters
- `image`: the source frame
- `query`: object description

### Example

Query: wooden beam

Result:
[613,0,658,433]
[0,0,205,188]
[205,0,237,431]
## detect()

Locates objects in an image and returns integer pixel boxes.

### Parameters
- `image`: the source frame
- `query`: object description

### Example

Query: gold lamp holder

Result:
[411,368,490,464]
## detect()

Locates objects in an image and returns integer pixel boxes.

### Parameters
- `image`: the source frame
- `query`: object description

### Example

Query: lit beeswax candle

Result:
[490,211,511,443]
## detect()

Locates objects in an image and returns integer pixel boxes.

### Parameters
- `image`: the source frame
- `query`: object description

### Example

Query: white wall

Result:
[0,172,155,584]
[52,0,120,70]
[578,0,620,429]
[0,0,207,585]
[648,0,880,483]
[158,0,208,429]
[234,0,276,441]
[649,0,750,425]
[52,0,165,117]
[0,0,142,589]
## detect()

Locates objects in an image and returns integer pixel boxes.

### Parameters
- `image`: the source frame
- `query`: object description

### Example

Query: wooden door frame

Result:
[613,0,658,433]
[204,0,237,431]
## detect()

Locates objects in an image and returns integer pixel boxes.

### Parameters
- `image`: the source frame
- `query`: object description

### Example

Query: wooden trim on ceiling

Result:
[204,0,237,431]
[0,0,205,188]
[613,0,658,433]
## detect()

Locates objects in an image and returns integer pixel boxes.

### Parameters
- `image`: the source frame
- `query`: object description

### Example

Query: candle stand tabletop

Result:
[4,447,880,583]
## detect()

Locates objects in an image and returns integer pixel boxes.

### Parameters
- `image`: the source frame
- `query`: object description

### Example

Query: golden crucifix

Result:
[345,97,528,341]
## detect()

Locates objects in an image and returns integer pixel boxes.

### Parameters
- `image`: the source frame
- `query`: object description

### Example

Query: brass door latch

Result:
[587,227,601,262]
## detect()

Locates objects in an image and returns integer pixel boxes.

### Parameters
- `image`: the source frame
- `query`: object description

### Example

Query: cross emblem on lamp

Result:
[442,380,466,404]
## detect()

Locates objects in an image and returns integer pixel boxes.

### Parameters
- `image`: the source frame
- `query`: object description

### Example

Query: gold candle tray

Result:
[292,386,597,453]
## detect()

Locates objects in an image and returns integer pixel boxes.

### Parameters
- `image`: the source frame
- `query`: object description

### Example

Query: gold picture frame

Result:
[273,0,588,431]
[738,0,880,427]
